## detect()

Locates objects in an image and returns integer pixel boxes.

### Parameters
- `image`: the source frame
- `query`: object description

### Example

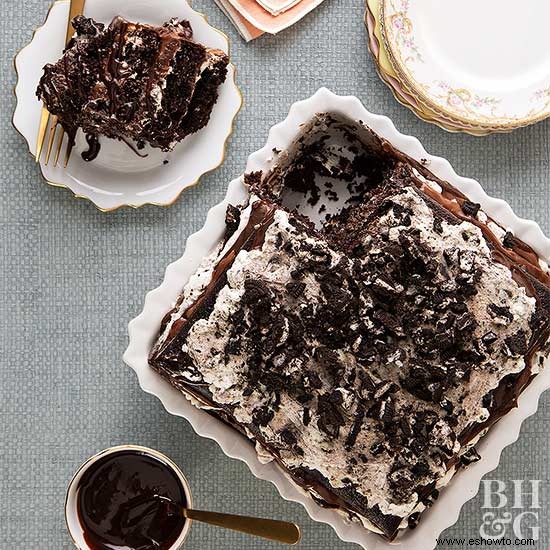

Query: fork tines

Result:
[35,108,74,167]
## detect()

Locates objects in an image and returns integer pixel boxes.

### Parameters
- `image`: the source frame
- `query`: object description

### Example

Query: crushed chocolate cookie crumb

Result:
[461,200,481,218]
[460,447,481,466]
[502,231,515,249]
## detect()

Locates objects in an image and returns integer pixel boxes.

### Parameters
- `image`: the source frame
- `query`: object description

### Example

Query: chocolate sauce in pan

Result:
[77,451,187,550]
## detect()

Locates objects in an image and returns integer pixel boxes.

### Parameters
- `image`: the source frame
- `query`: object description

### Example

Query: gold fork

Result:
[36,0,86,167]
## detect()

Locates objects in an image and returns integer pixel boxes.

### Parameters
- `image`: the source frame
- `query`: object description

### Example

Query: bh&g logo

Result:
[479,480,542,541]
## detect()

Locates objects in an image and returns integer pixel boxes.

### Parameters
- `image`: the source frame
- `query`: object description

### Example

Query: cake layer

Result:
[175,50,230,141]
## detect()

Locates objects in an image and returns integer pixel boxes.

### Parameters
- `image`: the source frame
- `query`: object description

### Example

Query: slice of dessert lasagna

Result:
[36,16,229,160]
[149,115,549,540]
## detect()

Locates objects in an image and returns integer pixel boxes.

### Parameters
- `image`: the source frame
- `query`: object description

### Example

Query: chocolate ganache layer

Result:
[36,16,229,160]
[149,115,549,541]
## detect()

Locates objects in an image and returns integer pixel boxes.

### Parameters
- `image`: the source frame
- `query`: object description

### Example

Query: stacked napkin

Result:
[214,0,325,40]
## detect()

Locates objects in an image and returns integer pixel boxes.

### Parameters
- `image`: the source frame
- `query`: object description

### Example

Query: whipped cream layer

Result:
[173,190,537,523]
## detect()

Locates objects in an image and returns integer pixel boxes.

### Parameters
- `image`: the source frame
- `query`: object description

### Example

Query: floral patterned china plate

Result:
[365,0,494,135]
[381,0,550,130]
[13,0,242,211]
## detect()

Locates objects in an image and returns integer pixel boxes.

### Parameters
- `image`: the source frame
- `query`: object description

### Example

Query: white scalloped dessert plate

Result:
[124,89,550,550]
[13,0,242,211]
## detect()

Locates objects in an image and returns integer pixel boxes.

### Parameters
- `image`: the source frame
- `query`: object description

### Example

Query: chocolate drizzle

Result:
[82,134,100,162]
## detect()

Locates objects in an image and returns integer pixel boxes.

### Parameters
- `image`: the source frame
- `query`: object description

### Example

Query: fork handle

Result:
[183,509,301,545]
[66,0,86,43]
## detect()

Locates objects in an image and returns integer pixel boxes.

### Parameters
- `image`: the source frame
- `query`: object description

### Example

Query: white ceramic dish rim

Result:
[124,88,550,550]
[12,0,242,212]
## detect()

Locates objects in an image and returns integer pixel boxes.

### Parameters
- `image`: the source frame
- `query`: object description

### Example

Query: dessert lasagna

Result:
[149,115,549,540]
[37,16,229,160]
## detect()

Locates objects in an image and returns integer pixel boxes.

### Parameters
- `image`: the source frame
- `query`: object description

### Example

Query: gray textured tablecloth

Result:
[1,1,549,548]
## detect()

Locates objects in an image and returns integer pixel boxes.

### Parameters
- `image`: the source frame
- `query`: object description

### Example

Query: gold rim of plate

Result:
[12,0,243,212]
[377,0,549,131]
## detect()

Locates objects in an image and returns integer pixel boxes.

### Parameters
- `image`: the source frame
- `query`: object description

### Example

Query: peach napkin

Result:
[256,0,303,16]
[215,0,326,38]
[214,0,264,41]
